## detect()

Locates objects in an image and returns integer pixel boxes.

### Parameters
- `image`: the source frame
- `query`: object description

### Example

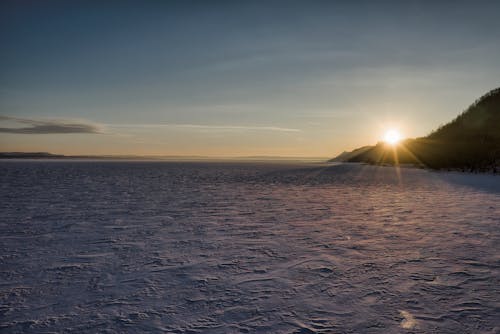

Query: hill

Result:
[329,146,374,162]
[0,152,65,159]
[331,88,500,172]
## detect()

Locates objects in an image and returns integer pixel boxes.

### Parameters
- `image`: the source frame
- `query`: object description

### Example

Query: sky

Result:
[1,1,500,157]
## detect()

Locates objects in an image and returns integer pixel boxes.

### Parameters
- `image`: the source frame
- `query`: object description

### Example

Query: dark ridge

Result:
[331,88,500,172]
[329,146,373,162]
[0,152,65,159]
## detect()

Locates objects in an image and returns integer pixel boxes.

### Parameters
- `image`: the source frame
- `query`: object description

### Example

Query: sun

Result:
[383,129,402,145]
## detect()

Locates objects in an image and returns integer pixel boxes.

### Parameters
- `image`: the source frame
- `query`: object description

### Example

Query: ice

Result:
[0,161,499,333]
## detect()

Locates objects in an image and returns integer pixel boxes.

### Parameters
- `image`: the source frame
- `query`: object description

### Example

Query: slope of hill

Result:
[332,88,500,172]
[329,146,373,162]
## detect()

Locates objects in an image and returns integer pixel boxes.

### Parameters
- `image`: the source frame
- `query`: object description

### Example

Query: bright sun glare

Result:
[383,129,402,145]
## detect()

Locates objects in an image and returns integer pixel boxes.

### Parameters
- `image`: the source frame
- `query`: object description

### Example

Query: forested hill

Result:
[427,87,500,143]
[331,88,500,172]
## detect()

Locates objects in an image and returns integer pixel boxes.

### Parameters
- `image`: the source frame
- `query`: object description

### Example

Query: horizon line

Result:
[0,151,330,161]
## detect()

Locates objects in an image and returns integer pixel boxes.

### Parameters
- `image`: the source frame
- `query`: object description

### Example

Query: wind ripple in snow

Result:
[0,161,499,333]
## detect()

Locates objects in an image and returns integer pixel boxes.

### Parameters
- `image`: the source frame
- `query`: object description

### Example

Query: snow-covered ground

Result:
[0,161,499,333]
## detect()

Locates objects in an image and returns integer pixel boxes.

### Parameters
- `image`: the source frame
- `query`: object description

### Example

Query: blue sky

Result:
[1,1,499,156]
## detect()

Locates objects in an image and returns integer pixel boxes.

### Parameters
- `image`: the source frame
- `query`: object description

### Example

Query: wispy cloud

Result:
[0,115,300,135]
[0,115,103,134]
[107,123,301,132]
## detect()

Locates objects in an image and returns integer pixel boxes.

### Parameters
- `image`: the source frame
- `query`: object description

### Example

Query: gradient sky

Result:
[1,1,500,157]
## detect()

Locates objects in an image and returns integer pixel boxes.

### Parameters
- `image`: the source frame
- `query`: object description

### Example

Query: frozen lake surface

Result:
[1,161,499,333]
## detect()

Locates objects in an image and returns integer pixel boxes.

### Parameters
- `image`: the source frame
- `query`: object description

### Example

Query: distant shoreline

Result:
[0,152,328,163]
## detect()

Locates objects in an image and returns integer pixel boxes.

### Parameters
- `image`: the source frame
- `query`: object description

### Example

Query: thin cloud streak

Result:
[0,115,103,134]
[0,115,300,135]
[107,123,301,132]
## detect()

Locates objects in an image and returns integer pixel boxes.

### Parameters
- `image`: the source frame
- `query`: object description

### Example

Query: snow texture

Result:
[0,161,499,333]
